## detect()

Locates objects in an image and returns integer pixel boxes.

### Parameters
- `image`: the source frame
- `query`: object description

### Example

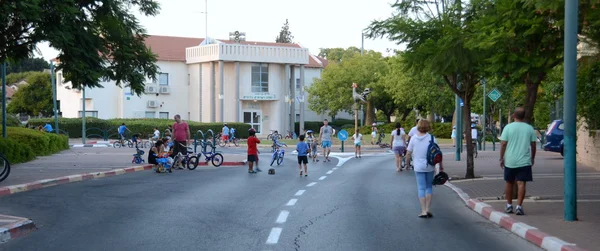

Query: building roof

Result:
[2,87,15,99]
[144,35,326,68]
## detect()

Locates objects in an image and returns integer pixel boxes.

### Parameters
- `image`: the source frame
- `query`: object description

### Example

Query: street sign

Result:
[338,129,348,141]
[487,88,502,102]
[460,99,464,107]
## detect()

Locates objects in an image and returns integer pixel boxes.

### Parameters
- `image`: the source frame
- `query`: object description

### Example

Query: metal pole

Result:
[455,94,461,161]
[563,0,578,222]
[361,33,364,56]
[82,87,86,144]
[1,62,6,138]
[482,79,486,151]
[50,61,59,134]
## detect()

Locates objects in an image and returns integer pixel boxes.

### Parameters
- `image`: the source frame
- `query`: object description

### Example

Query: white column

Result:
[236,61,241,122]
[299,65,305,134]
[219,60,224,122]
[210,61,215,122]
[289,66,296,134]
[284,64,290,132]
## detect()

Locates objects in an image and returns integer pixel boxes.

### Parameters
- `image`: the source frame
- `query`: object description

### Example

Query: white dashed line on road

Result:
[266,228,282,244]
[276,211,290,223]
[326,170,333,174]
[332,167,338,170]
[295,190,305,196]
[286,199,298,206]
[318,176,327,180]
[307,182,317,187]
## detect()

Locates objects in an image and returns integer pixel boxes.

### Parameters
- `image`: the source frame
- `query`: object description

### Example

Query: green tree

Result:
[468,0,564,124]
[0,0,160,95]
[367,0,486,178]
[275,19,294,43]
[317,47,361,63]
[8,72,53,117]
[307,50,389,124]
[6,57,49,73]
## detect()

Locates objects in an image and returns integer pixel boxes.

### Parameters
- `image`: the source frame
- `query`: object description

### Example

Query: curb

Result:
[0,165,154,197]
[0,215,37,243]
[70,144,111,148]
[197,161,247,166]
[444,182,587,251]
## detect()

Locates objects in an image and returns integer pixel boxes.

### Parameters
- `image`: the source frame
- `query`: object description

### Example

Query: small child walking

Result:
[352,129,363,158]
[247,128,261,173]
[296,135,310,177]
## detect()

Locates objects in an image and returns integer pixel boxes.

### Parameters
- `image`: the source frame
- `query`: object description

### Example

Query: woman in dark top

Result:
[148,140,164,165]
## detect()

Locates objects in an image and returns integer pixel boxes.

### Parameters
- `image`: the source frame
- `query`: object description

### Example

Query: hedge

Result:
[27,118,252,139]
[0,127,69,164]
[0,113,21,127]
[294,119,355,134]
[357,122,454,139]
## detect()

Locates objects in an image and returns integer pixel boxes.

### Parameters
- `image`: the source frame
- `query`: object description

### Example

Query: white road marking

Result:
[307,182,317,187]
[326,170,333,174]
[332,167,338,170]
[295,190,306,196]
[318,176,327,180]
[266,227,282,244]
[276,211,290,223]
[286,199,298,206]
[336,157,353,167]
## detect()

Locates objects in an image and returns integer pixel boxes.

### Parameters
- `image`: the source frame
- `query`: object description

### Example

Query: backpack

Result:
[427,134,443,166]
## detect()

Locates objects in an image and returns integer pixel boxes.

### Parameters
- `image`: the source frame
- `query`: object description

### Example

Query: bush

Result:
[294,119,357,135]
[357,122,454,139]
[0,127,69,164]
[27,118,252,139]
[0,113,22,127]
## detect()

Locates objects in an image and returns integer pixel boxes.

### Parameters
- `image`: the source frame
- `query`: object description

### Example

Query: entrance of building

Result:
[243,111,262,134]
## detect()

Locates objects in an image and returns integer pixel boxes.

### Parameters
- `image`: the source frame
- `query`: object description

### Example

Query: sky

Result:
[35,0,403,60]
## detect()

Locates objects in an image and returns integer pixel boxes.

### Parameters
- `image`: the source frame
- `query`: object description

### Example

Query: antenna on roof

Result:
[229,31,246,43]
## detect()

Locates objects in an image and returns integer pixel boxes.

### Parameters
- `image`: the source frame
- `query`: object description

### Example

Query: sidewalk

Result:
[444,150,600,251]
[0,214,36,243]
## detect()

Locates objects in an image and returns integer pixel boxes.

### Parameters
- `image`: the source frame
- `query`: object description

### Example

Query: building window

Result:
[251,63,268,93]
[159,112,169,119]
[145,111,156,118]
[159,73,169,85]
[243,111,261,133]
[296,78,300,90]
[78,111,98,118]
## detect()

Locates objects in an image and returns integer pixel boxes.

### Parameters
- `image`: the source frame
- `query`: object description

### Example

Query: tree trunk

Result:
[463,100,475,179]
[427,112,434,123]
[400,108,412,121]
[365,101,376,125]
[523,80,540,124]
[452,110,457,127]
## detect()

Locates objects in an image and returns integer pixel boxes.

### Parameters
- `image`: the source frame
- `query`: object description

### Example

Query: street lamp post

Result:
[50,61,59,134]
[1,62,6,138]
[82,87,86,144]
[482,78,487,151]
[563,0,578,222]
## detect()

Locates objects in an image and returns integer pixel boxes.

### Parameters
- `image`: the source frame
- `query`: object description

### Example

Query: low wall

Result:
[577,125,600,170]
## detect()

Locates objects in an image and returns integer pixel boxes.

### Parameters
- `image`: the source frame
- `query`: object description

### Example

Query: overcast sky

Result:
[35,0,403,60]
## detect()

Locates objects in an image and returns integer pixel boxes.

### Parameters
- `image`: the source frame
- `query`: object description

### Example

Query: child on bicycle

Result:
[271,130,280,152]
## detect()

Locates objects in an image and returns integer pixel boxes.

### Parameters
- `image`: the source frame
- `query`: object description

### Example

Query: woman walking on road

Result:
[390,123,407,172]
[406,120,439,218]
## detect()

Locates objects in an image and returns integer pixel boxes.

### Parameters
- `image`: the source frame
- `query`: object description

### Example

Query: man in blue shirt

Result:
[43,123,53,133]
[118,123,130,147]
[296,135,310,177]
[222,123,230,147]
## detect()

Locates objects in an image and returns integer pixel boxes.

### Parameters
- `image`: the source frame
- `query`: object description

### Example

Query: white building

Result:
[56,35,351,134]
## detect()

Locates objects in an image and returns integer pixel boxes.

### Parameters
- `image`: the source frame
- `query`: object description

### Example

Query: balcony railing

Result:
[186,43,309,65]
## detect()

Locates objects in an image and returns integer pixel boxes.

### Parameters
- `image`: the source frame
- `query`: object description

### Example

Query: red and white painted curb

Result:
[0,215,37,243]
[0,165,155,197]
[445,182,587,251]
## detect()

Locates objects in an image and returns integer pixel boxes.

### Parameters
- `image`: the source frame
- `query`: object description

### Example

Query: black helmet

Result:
[432,171,449,186]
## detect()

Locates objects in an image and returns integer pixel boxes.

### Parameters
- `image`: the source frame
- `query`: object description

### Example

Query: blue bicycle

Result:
[187,142,224,169]
[270,142,287,166]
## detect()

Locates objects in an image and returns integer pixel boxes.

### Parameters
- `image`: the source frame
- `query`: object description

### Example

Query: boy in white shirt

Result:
[352,129,363,158]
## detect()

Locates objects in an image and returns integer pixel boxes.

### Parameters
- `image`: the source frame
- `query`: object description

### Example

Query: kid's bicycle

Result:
[131,147,145,164]
[270,142,287,166]
[187,143,224,169]
[0,153,10,183]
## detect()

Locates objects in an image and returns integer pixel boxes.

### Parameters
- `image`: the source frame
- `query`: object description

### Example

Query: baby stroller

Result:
[132,148,145,164]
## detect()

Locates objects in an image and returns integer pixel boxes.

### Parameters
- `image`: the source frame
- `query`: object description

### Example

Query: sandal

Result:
[300,171,303,176]
[418,214,428,218]
[427,212,433,218]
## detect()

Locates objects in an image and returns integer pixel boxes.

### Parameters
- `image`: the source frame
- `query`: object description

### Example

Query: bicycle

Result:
[270,142,287,166]
[187,142,224,169]
[0,153,10,182]
[131,147,145,164]
[217,131,240,147]
[472,142,478,158]
[172,143,195,169]
[284,130,296,139]
[144,134,158,148]
[266,130,282,141]
[375,131,386,145]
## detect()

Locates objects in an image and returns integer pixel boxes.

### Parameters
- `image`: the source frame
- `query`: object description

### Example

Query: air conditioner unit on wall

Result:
[147,100,159,108]
[159,86,170,94]
[145,85,157,94]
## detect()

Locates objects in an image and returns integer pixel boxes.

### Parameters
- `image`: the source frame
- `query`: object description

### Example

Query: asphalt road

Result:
[0,151,541,251]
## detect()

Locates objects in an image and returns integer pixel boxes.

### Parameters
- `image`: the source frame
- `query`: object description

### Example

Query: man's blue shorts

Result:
[321,140,332,148]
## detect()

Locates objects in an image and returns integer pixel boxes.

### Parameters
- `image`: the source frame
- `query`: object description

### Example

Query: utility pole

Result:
[82,87,86,144]
[50,61,59,134]
[482,78,487,151]
[1,62,6,138]
[563,0,578,222]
